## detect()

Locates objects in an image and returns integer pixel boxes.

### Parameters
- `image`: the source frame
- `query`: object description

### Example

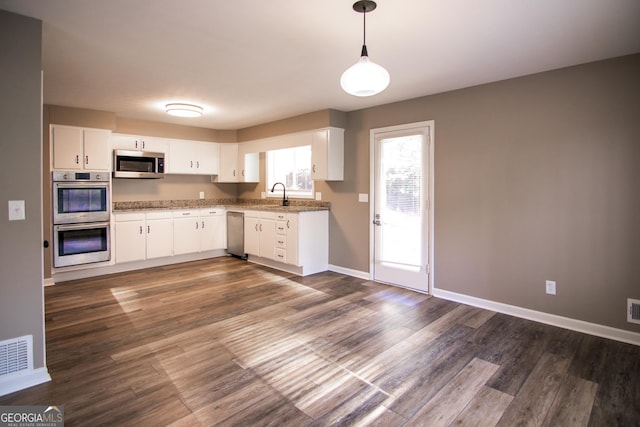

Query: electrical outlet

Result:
[199,191,205,199]
[545,280,556,295]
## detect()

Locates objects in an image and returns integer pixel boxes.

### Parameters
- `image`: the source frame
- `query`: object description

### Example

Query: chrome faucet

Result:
[270,182,289,206]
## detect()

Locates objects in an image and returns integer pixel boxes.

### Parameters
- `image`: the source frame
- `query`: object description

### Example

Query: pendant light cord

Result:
[361,3,369,57]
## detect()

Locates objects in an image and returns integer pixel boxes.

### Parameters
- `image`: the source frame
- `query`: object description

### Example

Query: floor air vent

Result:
[0,335,33,378]
[628,299,640,325]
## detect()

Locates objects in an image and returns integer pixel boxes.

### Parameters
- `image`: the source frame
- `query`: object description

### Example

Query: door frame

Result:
[369,120,435,294]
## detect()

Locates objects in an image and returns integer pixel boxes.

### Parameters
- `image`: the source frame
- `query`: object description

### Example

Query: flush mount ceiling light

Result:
[340,0,390,97]
[165,103,203,117]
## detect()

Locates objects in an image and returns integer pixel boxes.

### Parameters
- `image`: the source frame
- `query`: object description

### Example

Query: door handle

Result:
[373,220,382,226]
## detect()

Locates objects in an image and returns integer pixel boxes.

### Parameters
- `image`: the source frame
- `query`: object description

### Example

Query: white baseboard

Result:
[433,288,640,347]
[0,367,51,397]
[43,277,55,287]
[328,264,370,280]
[52,250,227,283]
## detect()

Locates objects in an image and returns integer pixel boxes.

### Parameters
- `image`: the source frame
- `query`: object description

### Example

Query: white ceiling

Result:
[1,0,639,130]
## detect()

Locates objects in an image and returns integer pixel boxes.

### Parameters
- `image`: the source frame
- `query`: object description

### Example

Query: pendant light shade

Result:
[341,1,389,97]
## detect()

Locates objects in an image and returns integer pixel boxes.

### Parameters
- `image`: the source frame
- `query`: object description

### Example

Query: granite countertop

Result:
[113,198,330,213]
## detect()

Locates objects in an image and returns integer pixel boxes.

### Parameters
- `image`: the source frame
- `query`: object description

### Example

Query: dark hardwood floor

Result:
[1,257,639,426]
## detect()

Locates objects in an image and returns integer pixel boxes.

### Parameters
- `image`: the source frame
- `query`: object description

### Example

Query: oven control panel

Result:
[52,171,109,182]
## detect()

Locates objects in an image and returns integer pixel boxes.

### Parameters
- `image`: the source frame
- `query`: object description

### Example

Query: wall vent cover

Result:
[628,299,640,325]
[0,335,33,378]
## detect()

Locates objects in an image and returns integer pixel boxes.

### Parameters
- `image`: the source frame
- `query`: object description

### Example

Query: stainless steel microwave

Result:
[113,149,165,178]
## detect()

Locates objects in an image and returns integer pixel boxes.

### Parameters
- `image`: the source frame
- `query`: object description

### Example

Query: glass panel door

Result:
[373,126,430,292]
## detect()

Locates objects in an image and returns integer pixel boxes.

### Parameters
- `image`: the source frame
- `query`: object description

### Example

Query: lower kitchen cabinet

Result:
[245,210,328,275]
[173,209,202,255]
[114,213,146,263]
[114,211,173,263]
[173,208,226,255]
[244,211,276,260]
[200,208,226,251]
[115,208,225,263]
[145,212,173,259]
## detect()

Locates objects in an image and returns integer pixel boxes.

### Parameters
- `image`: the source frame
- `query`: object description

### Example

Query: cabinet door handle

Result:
[242,169,245,177]
[147,225,150,234]
[85,155,89,165]
[312,164,316,173]
[201,221,205,229]
[142,140,145,149]
[197,161,200,169]
[255,224,258,231]
[233,169,236,177]
[287,220,290,229]
[135,140,138,149]
[190,160,193,168]
[259,224,263,232]
[75,155,80,164]
[139,226,143,234]
[196,221,199,229]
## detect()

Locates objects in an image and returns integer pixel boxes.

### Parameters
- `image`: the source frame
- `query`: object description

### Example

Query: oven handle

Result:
[54,222,111,231]
[53,182,109,189]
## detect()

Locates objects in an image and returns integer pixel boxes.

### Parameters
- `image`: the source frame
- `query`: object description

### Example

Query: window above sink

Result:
[266,145,314,199]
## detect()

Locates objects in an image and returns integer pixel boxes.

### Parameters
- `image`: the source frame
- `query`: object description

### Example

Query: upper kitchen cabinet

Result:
[214,143,259,183]
[167,139,219,175]
[51,125,111,171]
[311,127,344,181]
[111,134,168,154]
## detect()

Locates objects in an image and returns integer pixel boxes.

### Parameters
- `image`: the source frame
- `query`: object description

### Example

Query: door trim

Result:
[369,120,435,294]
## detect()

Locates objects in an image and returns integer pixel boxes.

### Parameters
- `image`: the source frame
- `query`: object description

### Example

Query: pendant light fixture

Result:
[340,0,390,97]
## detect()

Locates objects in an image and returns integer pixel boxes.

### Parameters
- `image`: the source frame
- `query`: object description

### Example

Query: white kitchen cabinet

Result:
[200,208,226,251]
[196,142,220,175]
[244,214,260,256]
[168,140,219,175]
[145,211,173,259]
[173,209,201,255]
[241,152,260,183]
[111,134,168,153]
[114,211,173,262]
[214,144,259,183]
[52,125,111,171]
[275,212,298,266]
[114,212,146,263]
[311,127,344,181]
[244,211,275,260]
[217,143,239,182]
[245,209,328,275]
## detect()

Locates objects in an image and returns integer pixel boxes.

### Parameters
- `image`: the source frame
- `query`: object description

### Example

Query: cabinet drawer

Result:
[275,213,287,221]
[200,207,225,216]
[146,210,172,220]
[260,211,277,220]
[275,235,287,249]
[275,249,286,262]
[115,212,145,222]
[275,221,287,234]
[173,209,199,218]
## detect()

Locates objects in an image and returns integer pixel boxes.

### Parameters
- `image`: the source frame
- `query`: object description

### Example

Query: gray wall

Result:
[0,11,45,367]
[335,54,640,333]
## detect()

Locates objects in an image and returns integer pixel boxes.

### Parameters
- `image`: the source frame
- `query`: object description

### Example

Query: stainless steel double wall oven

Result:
[52,171,111,267]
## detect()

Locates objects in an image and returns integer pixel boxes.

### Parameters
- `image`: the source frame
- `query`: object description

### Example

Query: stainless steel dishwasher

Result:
[226,211,246,259]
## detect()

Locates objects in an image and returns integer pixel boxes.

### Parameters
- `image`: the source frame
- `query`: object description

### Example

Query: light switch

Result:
[315,192,322,201]
[358,193,369,203]
[199,191,205,199]
[8,200,25,221]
